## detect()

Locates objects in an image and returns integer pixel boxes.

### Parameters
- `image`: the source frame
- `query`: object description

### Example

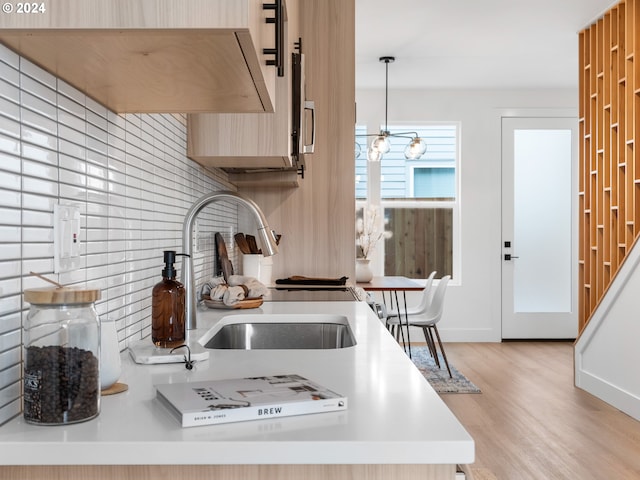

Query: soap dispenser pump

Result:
[152,250,186,348]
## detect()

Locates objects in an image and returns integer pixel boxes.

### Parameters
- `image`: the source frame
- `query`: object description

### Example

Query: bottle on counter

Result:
[23,286,101,425]
[151,250,186,348]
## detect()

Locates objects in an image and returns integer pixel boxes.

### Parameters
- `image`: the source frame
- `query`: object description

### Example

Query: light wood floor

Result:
[437,342,640,480]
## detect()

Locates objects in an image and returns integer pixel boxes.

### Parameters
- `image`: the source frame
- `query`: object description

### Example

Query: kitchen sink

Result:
[202,314,356,350]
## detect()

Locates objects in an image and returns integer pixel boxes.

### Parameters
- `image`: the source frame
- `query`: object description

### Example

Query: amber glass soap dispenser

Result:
[152,250,186,348]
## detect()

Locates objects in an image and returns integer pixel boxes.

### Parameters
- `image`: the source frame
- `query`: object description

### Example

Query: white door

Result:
[501,117,578,339]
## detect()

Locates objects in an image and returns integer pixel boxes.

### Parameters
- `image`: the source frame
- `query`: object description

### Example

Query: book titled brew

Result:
[155,374,347,427]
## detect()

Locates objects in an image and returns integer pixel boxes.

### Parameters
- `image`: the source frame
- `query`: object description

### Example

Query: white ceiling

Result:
[356,0,617,89]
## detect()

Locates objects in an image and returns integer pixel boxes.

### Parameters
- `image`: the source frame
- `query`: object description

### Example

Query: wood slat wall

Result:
[579,0,640,331]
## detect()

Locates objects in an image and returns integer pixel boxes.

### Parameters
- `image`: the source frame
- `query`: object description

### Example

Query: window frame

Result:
[356,121,461,282]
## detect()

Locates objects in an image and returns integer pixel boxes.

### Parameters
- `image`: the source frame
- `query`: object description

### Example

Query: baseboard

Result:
[407,326,501,343]
[575,368,640,421]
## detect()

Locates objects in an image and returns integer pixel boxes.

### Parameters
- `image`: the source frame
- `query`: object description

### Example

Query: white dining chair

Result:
[407,275,452,377]
[386,271,437,340]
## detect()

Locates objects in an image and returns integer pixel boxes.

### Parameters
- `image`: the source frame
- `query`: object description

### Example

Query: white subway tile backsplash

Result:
[21,258,55,276]
[0,114,20,139]
[1,79,17,108]
[0,347,19,371]
[21,209,52,227]
[0,132,20,156]
[0,278,21,301]
[0,261,21,280]
[22,176,58,196]
[85,96,106,117]
[87,109,108,131]
[0,97,20,123]
[0,189,19,210]
[108,143,126,163]
[57,79,85,104]
[0,225,20,243]
[59,147,86,168]
[86,176,107,193]
[59,168,86,188]
[0,61,19,86]
[0,397,20,423]
[0,329,20,352]
[58,109,86,134]
[86,189,109,205]
[21,158,58,180]
[0,207,20,225]
[0,244,20,260]
[19,59,56,89]
[21,143,58,166]
[20,89,57,117]
[0,383,21,414]
[0,169,20,193]
[21,226,53,243]
[0,294,22,316]
[59,183,87,202]
[20,76,56,106]
[57,92,84,116]
[87,147,108,166]
[0,367,19,393]
[0,152,22,173]
[0,47,238,426]
[22,193,56,211]
[21,242,54,259]
[21,116,58,146]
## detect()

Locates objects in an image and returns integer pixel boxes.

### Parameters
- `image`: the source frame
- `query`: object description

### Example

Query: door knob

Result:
[504,254,520,261]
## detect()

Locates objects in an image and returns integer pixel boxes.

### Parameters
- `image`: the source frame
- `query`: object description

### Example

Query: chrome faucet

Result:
[182,191,278,331]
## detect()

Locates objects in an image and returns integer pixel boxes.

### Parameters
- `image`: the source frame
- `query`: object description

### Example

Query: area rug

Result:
[410,346,481,394]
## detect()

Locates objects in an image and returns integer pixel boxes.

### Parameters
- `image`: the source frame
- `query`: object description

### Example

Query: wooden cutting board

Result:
[215,232,233,282]
[245,234,259,254]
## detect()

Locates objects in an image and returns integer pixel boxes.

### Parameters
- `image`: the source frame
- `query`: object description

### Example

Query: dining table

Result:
[356,276,424,357]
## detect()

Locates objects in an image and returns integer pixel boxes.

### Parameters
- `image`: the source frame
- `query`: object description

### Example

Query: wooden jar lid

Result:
[24,287,101,305]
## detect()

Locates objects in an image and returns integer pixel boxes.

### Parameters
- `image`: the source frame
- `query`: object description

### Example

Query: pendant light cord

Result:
[379,56,394,133]
[384,58,389,132]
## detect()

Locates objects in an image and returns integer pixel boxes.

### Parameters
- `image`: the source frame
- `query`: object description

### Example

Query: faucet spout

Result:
[182,191,278,330]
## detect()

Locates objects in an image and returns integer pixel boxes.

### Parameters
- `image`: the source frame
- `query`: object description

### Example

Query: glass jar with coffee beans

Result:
[23,287,101,425]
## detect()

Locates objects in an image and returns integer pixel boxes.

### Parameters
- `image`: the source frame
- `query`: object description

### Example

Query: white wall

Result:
[356,87,577,342]
[575,242,640,421]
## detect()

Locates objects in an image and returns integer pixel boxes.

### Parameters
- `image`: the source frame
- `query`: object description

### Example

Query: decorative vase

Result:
[355,258,373,283]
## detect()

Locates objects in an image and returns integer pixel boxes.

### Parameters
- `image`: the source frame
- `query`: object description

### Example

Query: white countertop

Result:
[0,301,474,466]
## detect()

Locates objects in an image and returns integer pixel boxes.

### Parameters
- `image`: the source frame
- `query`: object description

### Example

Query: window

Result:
[356,124,460,280]
[411,166,455,198]
[355,125,369,200]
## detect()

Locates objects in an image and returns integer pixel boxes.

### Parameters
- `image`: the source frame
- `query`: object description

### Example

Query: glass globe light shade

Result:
[371,133,391,154]
[355,142,362,159]
[367,148,382,162]
[404,137,427,160]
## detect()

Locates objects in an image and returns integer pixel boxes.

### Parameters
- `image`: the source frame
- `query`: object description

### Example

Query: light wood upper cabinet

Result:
[186,62,292,168]
[186,0,300,177]
[0,0,279,113]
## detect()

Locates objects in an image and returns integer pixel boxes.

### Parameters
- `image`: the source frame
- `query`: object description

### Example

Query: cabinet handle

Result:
[303,100,316,154]
[263,0,285,77]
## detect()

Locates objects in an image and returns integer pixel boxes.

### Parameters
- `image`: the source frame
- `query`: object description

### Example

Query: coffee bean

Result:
[24,345,99,424]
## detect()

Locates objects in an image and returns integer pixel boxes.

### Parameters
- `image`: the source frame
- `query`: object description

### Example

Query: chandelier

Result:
[356,56,427,162]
